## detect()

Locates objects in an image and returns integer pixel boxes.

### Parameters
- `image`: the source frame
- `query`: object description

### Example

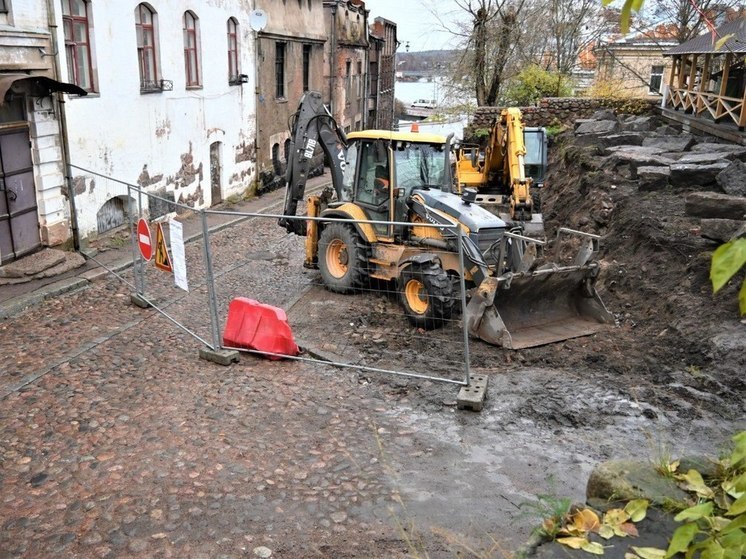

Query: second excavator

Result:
[455,108,547,236]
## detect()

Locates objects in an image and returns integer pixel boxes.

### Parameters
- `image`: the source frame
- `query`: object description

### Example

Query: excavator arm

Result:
[280,91,348,236]
[499,108,533,220]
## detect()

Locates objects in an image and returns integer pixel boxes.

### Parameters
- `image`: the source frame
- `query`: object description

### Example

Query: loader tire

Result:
[399,261,455,330]
[318,222,368,294]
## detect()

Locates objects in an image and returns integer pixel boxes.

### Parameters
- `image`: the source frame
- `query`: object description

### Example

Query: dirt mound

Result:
[523,131,745,419]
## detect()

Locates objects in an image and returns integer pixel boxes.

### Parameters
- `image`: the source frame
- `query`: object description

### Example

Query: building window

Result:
[357,60,362,99]
[61,0,95,92]
[227,17,239,84]
[135,4,159,92]
[183,11,201,87]
[302,44,311,92]
[275,42,286,99]
[345,60,351,105]
[649,65,664,94]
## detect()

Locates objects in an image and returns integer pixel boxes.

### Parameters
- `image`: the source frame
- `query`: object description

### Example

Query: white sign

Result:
[169,219,189,292]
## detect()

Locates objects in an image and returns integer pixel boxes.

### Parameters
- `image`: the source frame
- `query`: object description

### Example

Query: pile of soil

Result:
[524,128,745,419]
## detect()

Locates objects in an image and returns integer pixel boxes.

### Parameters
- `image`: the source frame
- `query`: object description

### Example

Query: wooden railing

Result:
[666,86,745,128]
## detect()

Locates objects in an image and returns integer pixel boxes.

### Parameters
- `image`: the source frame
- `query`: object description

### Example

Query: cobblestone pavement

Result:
[2,193,742,558]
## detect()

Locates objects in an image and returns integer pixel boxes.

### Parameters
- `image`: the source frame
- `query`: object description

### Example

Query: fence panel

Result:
[205,210,471,385]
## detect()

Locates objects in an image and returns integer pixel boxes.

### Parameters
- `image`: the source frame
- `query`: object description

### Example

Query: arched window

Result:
[227,17,239,83]
[61,0,96,91]
[135,4,159,91]
[183,11,201,87]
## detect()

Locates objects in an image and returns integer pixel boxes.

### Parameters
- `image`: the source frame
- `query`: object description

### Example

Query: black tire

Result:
[399,261,455,330]
[532,190,542,213]
[318,222,368,294]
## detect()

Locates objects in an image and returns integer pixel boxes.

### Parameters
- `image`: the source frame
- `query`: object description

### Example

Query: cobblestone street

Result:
[1,188,742,559]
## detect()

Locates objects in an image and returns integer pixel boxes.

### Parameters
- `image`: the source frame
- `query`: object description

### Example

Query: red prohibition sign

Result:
[137,218,153,261]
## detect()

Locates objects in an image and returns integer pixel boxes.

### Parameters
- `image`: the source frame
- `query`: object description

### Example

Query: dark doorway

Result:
[210,141,222,205]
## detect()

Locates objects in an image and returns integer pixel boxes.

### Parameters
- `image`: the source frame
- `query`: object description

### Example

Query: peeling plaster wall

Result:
[56,0,257,237]
[323,0,369,133]
[254,0,326,190]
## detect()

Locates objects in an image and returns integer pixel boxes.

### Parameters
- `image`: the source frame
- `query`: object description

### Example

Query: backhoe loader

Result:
[455,108,547,236]
[279,92,612,349]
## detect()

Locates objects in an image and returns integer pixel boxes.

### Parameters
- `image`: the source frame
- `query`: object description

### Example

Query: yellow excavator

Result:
[455,108,546,236]
[279,92,612,349]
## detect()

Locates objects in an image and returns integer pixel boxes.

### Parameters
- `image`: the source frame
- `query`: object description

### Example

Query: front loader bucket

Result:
[466,268,614,349]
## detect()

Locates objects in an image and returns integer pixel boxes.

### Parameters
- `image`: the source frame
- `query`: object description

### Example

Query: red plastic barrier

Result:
[222,298,299,360]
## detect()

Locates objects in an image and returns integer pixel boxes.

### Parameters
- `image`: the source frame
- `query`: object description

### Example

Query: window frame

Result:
[649,64,664,94]
[183,10,201,88]
[0,1,9,14]
[275,42,286,99]
[135,3,160,93]
[227,17,240,84]
[302,44,312,92]
[61,0,96,92]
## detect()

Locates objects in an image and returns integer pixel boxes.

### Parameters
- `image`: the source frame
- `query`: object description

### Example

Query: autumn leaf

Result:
[619,522,639,537]
[630,546,666,559]
[582,541,605,555]
[558,536,589,550]
[598,525,615,540]
[710,239,746,294]
[679,469,715,499]
[624,499,649,523]
[604,508,630,527]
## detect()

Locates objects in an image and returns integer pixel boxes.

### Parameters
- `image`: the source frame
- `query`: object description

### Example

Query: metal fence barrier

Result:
[68,165,472,388]
[204,210,472,386]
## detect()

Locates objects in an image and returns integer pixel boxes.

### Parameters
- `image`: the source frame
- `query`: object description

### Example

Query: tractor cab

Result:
[341,130,451,238]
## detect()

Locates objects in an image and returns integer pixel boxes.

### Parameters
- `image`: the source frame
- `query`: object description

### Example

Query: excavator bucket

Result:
[465,268,614,349]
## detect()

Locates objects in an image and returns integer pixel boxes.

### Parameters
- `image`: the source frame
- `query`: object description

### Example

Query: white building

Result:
[1,0,257,261]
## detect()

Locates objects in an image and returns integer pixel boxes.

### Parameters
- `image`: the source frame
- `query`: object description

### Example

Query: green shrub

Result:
[503,65,573,106]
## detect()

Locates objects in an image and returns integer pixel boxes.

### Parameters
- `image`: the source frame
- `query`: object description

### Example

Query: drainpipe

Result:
[45,0,80,251]
[253,0,261,187]
[362,10,369,129]
[328,2,337,114]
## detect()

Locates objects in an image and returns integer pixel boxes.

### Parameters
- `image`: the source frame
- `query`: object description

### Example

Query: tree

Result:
[643,0,744,43]
[450,0,527,106]
[501,65,573,105]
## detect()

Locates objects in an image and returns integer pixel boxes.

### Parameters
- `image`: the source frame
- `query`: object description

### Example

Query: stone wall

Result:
[468,97,660,132]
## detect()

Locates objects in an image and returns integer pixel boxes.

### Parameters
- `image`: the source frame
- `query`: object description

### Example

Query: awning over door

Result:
[0,73,87,102]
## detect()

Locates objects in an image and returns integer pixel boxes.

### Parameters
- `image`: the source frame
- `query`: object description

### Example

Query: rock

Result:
[654,124,682,136]
[604,148,677,176]
[716,160,746,196]
[678,150,745,164]
[330,511,347,523]
[685,192,746,219]
[670,161,731,189]
[700,219,745,242]
[575,120,619,135]
[641,135,695,152]
[574,119,593,130]
[637,166,671,191]
[591,109,617,121]
[621,116,653,132]
[576,133,644,148]
[690,143,746,161]
[586,460,690,505]
[253,546,273,558]
[0,249,66,278]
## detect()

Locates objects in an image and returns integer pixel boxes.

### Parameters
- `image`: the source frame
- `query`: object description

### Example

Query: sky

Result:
[366,0,464,52]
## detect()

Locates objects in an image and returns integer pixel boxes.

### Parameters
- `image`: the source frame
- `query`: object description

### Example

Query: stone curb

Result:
[0,182,331,322]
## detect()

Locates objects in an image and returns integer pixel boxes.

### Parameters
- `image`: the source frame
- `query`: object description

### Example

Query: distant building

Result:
[323,0,369,133]
[594,25,679,98]
[368,17,397,130]
[255,0,327,191]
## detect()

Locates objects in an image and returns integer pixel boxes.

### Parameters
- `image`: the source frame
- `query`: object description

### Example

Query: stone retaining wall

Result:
[469,97,660,131]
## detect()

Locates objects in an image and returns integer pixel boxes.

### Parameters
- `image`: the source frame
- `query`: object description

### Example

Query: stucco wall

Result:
[56,0,257,237]
[595,46,674,98]
[0,0,69,247]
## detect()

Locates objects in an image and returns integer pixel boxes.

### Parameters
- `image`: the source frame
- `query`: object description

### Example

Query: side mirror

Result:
[395,187,405,199]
